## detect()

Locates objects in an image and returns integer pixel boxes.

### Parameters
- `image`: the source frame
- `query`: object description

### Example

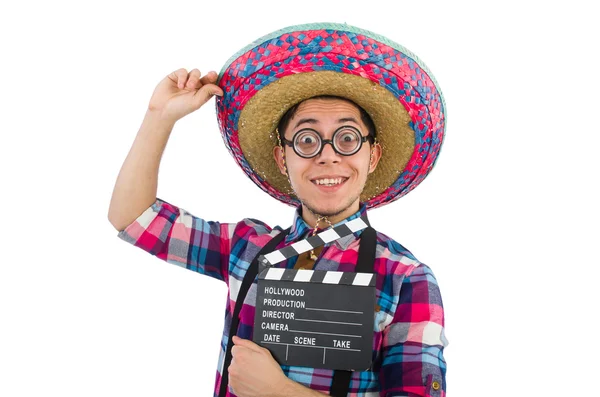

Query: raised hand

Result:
[147,68,224,124]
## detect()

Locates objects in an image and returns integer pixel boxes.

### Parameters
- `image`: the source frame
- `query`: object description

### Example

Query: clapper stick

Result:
[258,215,369,268]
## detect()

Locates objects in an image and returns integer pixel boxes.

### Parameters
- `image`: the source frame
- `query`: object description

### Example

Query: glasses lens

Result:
[294,130,321,157]
[334,127,362,155]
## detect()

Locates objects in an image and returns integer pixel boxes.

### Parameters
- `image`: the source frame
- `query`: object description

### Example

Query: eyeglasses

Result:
[280,126,375,159]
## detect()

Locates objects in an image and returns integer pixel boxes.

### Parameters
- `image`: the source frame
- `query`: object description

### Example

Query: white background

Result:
[1,1,598,396]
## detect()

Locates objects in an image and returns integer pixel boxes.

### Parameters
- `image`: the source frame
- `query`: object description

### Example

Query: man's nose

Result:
[317,141,340,164]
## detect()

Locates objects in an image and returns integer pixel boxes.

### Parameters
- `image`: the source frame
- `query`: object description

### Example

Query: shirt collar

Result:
[285,203,370,250]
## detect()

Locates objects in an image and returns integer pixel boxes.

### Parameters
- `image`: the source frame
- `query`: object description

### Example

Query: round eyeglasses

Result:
[280,126,375,159]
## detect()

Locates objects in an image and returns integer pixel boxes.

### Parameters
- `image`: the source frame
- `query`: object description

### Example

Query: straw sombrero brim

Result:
[216,23,446,209]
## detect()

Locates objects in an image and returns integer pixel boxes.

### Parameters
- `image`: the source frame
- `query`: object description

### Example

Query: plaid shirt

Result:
[117,198,447,396]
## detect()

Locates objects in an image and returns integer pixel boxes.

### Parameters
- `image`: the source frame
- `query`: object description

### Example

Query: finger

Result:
[206,83,224,97]
[185,68,201,90]
[191,84,223,108]
[232,335,264,353]
[231,344,253,360]
[199,70,218,86]
[168,68,189,89]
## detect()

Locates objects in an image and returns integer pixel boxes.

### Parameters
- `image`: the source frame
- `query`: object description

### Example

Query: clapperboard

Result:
[253,216,376,371]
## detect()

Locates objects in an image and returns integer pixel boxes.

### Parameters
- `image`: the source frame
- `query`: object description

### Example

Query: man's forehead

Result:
[292,98,363,122]
[296,97,360,112]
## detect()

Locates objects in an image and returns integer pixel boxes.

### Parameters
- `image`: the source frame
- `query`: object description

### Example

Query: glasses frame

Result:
[280,125,375,159]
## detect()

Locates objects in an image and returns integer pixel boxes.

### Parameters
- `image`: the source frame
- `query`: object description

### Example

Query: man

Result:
[109,23,447,396]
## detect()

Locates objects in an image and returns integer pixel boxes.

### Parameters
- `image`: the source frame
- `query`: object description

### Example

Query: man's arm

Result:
[108,67,223,231]
[228,336,325,397]
[107,109,173,231]
[278,380,326,396]
[379,264,448,397]
[108,69,235,281]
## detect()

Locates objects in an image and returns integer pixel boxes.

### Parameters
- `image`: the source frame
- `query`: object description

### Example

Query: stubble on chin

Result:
[303,194,360,219]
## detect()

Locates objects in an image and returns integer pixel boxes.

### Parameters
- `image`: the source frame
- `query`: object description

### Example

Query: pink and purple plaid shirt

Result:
[117,198,447,396]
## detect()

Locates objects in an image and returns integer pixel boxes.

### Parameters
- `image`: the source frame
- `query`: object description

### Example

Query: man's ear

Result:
[368,143,382,174]
[273,145,287,175]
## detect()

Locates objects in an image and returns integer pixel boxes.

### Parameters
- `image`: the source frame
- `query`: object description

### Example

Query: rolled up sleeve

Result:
[117,197,235,282]
[379,264,448,397]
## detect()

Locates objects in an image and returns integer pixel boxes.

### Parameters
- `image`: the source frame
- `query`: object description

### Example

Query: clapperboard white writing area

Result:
[252,215,377,371]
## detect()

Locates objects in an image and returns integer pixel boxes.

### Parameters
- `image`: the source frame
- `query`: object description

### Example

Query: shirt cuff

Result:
[116,197,169,243]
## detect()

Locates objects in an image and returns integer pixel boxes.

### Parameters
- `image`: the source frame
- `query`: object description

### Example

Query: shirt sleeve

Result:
[116,197,236,283]
[379,264,448,397]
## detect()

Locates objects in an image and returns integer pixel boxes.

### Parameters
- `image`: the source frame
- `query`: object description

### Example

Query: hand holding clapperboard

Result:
[253,215,377,371]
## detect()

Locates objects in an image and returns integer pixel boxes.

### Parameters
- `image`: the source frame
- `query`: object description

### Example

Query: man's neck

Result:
[300,202,360,228]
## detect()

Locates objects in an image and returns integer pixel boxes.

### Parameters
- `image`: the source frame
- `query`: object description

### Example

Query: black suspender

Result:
[329,226,377,397]
[219,225,377,397]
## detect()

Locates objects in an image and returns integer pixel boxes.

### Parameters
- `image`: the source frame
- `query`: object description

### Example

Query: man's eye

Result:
[340,133,356,142]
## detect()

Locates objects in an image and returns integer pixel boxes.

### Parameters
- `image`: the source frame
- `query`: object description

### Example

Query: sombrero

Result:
[215,22,446,209]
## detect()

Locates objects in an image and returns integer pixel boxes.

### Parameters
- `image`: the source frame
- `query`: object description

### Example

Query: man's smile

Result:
[310,176,349,191]
[310,176,349,186]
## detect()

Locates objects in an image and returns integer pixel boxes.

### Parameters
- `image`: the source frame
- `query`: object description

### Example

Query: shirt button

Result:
[432,381,441,391]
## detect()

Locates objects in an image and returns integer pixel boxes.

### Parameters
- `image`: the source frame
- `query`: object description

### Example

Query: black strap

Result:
[218,227,291,397]
[330,226,377,396]
[355,227,377,273]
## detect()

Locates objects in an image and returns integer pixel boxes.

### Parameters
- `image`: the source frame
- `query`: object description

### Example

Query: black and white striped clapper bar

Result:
[257,215,369,270]
[253,216,376,371]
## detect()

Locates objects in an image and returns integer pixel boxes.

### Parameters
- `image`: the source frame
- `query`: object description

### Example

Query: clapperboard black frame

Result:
[251,214,376,371]
[254,268,376,371]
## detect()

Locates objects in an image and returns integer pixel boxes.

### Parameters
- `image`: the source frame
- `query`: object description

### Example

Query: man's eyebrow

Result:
[293,117,360,129]
[337,117,360,124]
[293,118,318,129]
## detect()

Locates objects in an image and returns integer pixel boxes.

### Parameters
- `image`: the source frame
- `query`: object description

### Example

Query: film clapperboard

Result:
[253,216,376,371]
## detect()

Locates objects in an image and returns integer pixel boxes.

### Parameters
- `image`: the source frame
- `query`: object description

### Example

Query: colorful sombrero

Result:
[216,22,446,209]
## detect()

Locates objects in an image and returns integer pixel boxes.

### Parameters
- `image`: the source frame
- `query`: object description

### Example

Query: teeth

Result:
[314,178,344,186]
